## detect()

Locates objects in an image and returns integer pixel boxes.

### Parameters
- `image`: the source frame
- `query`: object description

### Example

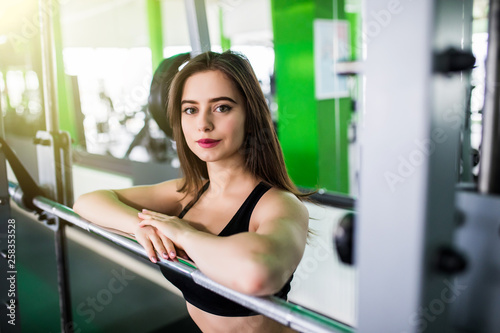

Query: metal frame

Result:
[185,0,211,57]
[450,190,500,332]
[3,0,351,332]
[4,0,497,332]
[450,2,500,330]
[0,87,21,333]
[38,0,75,331]
[479,0,500,194]
[460,2,475,184]
[356,0,473,332]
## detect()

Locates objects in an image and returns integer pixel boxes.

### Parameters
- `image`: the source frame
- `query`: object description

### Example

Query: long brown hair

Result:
[167,51,310,200]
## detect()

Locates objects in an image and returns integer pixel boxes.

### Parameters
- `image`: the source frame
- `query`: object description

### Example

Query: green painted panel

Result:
[346,12,362,60]
[317,98,351,193]
[219,7,231,51]
[272,0,352,193]
[53,3,77,142]
[272,1,319,187]
[147,0,164,70]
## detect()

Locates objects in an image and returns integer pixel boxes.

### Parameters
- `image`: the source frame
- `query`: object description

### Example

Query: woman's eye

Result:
[215,105,232,113]
[183,107,196,115]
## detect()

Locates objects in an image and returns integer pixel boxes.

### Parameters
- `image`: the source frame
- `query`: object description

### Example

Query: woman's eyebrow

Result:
[181,99,197,105]
[209,96,237,104]
[181,96,237,105]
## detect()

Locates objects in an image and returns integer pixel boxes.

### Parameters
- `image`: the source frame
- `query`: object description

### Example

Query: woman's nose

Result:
[197,110,213,132]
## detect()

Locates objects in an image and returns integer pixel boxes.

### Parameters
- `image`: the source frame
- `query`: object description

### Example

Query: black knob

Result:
[334,212,355,265]
[435,246,467,274]
[33,138,51,146]
[434,48,476,73]
[37,212,48,222]
[471,148,480,167]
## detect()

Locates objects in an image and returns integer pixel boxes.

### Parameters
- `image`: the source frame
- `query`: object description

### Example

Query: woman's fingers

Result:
[137,212,153,220]
[177,249,190,261]
[138,216,176,241]
[135,225,180,262]
[137,213,164,228]
[137,212,191,261]
[138,211,169,223]
[135,229,159,263]
[137,218,156,227]
[149,232,169,260]
[159,234,177,260]
[139,209,166,219]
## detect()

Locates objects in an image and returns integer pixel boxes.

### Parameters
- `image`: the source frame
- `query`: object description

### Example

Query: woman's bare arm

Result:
[74,189,141,234]
[138,188,309,296]
[73,179,183,233]
[73,179,186,262]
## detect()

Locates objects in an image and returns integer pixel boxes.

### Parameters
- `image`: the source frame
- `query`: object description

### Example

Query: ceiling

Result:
[0,0,273,49]
[0,0,491,55]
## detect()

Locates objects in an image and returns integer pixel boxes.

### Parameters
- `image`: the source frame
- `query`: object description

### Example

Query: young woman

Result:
[73,51,309,332]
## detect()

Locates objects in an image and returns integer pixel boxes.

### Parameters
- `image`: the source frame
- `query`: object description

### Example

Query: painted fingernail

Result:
[163,252,169,259]
[150,256,157,263]
[169,251,176,259]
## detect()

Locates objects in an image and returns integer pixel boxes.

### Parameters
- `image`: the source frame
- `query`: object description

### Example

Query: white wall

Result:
[289,202,357,327]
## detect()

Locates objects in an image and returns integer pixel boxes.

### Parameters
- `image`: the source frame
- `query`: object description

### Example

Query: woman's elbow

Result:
[72,195,85,215]
[235,263,285,296]
[73,191,105,216]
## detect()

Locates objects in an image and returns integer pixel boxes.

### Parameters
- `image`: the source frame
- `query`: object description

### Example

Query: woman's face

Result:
[181,70,246,165]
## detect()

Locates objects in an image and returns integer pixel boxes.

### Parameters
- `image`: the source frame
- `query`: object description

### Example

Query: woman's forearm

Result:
[136,208,304,296]
[179,230,291,296]
[73,190,141,234]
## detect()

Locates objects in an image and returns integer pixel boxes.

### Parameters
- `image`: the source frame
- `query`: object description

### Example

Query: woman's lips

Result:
[196,139,221,148]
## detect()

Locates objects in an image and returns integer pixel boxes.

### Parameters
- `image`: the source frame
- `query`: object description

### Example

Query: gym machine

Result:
[2,0,500,332]
[354,0,500,332]
[1,0,353,332]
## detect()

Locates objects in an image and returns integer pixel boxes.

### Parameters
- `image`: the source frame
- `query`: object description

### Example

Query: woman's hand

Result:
[138,209,197,242]
[133,224,178,263]
[137,209,197,262]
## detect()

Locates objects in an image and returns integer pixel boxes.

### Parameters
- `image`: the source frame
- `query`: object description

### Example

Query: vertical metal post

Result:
[479,0,500,194]
[185,0,211,57]
[38,0,74,332]
[38,0,66,204]
[39,0,60,135]
[0,83,21,332]
[460,0,475,183]
[52,223,72,333]
[356,0,471,332]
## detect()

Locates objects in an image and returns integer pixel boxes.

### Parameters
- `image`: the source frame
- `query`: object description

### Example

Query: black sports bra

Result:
[160,181,293,316]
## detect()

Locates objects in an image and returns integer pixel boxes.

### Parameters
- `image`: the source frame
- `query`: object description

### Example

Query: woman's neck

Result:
[205,160,258,196]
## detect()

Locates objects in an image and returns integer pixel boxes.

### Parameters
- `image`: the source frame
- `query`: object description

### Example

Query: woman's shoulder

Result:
[261,185,297,199]
[251,185,309,227]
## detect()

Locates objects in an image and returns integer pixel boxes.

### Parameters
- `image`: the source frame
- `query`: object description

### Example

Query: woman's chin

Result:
[194,152,216,162]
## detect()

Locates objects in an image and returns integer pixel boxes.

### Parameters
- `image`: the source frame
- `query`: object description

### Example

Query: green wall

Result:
[272,0,319,188]
[219,8,232,51]
[271,0,355,194]
[147,0,164,71]
[52,1,77,141]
